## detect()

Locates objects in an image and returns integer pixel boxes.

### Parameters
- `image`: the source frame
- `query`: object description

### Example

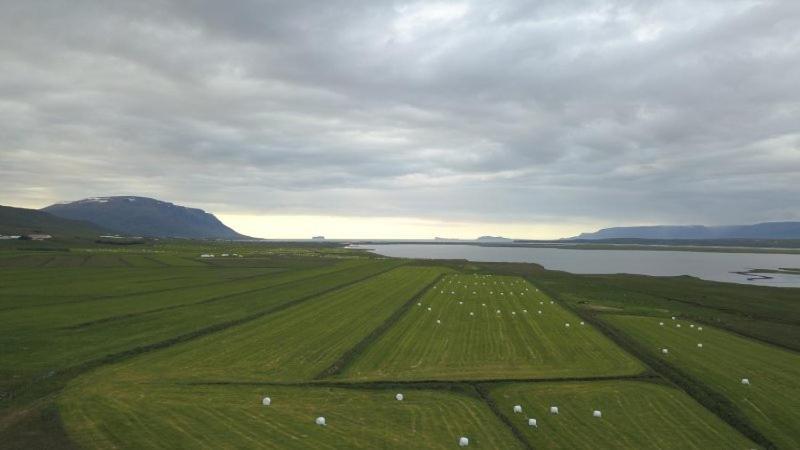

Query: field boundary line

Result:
[116,255,133,268]
[61,261,399,330]
[140,255,170,267]
[532,278,777,450]
[313,272,446,379]
[182,373,659,389]
[473,384,534,450]
[37,256,56,268]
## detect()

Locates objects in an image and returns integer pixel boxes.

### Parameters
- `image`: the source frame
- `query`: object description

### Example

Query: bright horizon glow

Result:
[219,214,595,240]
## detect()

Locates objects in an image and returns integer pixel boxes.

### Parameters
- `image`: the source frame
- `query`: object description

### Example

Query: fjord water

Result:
[353,244,800,287]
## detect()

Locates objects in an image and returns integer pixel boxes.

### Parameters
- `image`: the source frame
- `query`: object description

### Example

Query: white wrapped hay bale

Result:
[315,416,326,426]
[697,343,703,348]
[662,348,669,354]
[593,410,602,418]
[395,393,404,401]
[550,406,559,415]
[459,436,469,447]
[513,405,523,414]
[741,378,750,385]
[261,396,271,406]
[528,418,537,427]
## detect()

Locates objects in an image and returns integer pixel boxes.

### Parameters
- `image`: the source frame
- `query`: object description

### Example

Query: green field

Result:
[531,269,800,351]
[1,257,401,403]
[604,315,800,449]
[341,274,643,381]
[88,266,447,383]
[489,380,753,449]
[60,380,523,450]
[1,241,798,449]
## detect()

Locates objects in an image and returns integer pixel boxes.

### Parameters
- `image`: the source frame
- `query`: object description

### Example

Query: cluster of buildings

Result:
[0,234,52,240]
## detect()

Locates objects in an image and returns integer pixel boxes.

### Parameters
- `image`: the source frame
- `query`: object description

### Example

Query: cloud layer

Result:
[2,1,799,236]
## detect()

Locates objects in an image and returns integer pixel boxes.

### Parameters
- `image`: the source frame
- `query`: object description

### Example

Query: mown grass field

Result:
[60,381,523,450]
[1,242,798,449]
[489,380,753,449]
[2,261,405,411]
[604,315,800,449]
[341,274,643,381]
[83,266,447,383]
[530,269,800,351]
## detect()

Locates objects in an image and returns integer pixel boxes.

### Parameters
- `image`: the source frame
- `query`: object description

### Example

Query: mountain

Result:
[42,196,248,239]
[432,236,514,242]
[571,222,800,240]
[0,205,109,237]
[476,236,513,242]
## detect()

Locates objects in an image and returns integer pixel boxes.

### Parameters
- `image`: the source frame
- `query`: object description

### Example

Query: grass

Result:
[1,242,798,449]
[1,259,401,406]
[340,274,644,381]
[2,260,371,326]
[0,266,281,308]
[532,270,800,351]
[488,380,754,449]
[82,266,448,383]
[603,315,800,449]
[59,381,523,449]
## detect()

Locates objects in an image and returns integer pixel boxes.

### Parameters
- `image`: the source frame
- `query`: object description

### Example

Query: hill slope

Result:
[42,197,248,239]
[572,222,800,240]
[0,205,108,237]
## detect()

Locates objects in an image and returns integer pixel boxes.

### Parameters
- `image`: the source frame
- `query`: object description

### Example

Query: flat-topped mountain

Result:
[43,196,248,239]
[475,236,513,242]
[571,222,800,240]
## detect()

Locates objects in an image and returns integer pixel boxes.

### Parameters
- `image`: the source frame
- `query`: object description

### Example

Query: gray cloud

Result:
[1,0,799,230]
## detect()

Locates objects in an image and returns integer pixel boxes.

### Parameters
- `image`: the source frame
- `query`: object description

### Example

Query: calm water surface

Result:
[352,244,800,288]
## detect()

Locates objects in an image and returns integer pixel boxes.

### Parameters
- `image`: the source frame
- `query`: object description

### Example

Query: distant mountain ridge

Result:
[571,222,800,240]
[433,236,514,242]
[43,196,248,239]
[0,205,109,237]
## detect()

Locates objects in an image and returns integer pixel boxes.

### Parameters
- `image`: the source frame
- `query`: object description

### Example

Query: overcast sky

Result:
[1,1,799,238]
